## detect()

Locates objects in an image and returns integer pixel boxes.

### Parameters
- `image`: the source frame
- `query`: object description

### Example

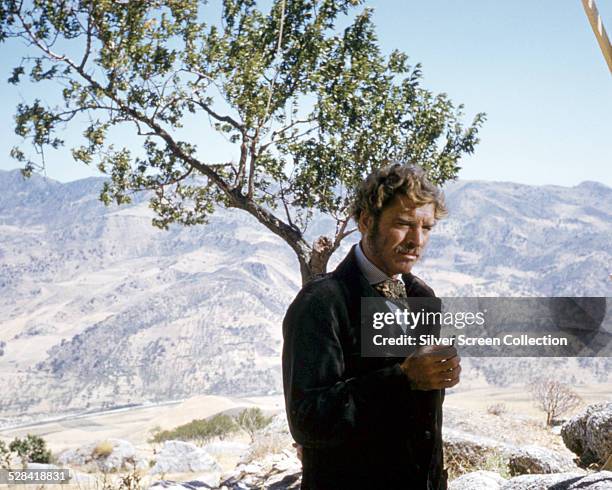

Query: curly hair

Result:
[350,163,448,223]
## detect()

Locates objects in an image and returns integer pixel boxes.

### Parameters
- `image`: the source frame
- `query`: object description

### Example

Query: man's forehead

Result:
[391,196,435,218]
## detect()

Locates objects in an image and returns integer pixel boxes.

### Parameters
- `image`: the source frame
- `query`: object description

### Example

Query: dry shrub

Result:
[92,441,114,459]
[487,403,507,416]
[242,432,291,464]
[117,467,143,490]
[445,448,510,481]
[83,464,145,490]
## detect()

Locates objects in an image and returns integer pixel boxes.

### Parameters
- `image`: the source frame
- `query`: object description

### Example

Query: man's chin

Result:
[393,258,417,274]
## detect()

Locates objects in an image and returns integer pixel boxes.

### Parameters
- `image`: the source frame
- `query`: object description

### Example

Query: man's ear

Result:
[358,212,373,234]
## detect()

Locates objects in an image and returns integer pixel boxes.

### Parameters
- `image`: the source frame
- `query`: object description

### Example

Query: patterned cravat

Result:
[373,278,407,299]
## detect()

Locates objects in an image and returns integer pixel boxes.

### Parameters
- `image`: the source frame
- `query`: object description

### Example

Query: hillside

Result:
[0,169,610,418]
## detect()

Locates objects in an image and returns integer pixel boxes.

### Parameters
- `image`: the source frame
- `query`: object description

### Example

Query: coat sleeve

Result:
[282,286,412,448]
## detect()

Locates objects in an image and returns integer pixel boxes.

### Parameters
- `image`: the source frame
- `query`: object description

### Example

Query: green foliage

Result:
[233,407,273,442]
[7,434,52,466]
[0,0,485,281]
[0,440,12,469]
[149,414,238,446]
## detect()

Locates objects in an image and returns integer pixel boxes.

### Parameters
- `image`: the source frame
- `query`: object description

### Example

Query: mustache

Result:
[395,244,420,255]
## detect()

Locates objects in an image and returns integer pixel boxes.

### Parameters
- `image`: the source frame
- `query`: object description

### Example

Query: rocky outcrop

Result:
[445,428,581,475]
[218,451,301,490]
[149,467,611,490]
[561,403,612,466]
[449,470,507,490]
[201,441,249,458]
[149,475,218,490]
[57,438,148,472]
[444,426,586,480]
[149,451,301,490]
[444,428,513,469]
[508,445,579,475]
[500,471,612,489]
[149,441,221,475]
[26,462,97,484]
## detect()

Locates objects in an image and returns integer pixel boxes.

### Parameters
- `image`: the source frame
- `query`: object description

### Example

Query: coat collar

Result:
[333,244,376,298]
[333,244,421,298]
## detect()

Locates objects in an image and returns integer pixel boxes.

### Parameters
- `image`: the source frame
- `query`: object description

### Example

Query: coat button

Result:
[424,430,432,440]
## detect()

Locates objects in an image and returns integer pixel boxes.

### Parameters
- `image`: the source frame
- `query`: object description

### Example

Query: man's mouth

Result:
[397,250,419,259]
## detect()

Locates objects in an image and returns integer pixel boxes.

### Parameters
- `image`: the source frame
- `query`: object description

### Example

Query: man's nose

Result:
[404,226,425,247]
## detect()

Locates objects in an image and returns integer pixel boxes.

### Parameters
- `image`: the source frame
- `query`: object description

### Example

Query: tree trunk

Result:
[298,235,336,285]
[230,191,346,286]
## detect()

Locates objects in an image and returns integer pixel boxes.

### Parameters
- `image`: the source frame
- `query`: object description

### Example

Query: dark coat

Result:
[282,245,447,490]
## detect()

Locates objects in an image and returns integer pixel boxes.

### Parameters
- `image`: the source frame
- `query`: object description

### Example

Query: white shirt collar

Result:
[354,242,404,285]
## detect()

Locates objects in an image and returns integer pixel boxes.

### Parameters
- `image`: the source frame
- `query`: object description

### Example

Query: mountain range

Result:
[0,169,610,419]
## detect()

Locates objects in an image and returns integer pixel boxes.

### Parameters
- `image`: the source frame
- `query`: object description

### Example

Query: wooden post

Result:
[581,0,612,74]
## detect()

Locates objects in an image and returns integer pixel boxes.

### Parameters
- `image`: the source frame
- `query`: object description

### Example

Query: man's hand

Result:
[400,345,461,390]
[292,442,303,462]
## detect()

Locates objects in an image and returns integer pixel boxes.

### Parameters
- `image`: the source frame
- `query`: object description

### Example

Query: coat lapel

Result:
[332,245,407,364]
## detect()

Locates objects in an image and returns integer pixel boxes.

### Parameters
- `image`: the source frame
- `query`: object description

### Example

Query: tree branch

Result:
[12,5,316,278]
[191,95,244,132]
[261,0,287,126]
[79,7,92,70]
[246,128,259,199]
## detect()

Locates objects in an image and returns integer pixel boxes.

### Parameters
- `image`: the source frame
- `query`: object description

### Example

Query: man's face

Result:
[359,195,435,277]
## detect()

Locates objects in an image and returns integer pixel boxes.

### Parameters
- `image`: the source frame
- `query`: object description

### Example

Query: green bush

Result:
[7,434,52,466]
[148,414,238,446]
[234,408,273,442]
[0,440,12,469]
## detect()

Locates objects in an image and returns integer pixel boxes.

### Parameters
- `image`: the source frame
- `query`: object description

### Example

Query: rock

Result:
[149,480,216,490]
[148,479,214,490]
[501,472,584,489]
[191,473,221,488]
[449,470,507,490]
[260,469,301,489]
[149,440,221,475]
[561,472,612,489]
[202,441,249,458]
[561,402,612,466]
[501,471,612,489]
[262,413,292,435]
[444,428,514,468]
[508,445,580,475]
[57,438,149,472]
[69,472,98,485]
[26,462,95,485]
[218,450,301,489]
[26,463,61,470]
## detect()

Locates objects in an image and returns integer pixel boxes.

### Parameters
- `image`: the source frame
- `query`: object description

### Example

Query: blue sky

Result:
[0,0,610,186]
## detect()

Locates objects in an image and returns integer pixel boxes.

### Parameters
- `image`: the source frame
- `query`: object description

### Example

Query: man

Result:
[282,163,461,489]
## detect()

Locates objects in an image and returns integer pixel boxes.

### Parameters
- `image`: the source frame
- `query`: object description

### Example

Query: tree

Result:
[234,407,273,442]
[0,0,485,284]
[8,434,52,465]
[529,377,582,426]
